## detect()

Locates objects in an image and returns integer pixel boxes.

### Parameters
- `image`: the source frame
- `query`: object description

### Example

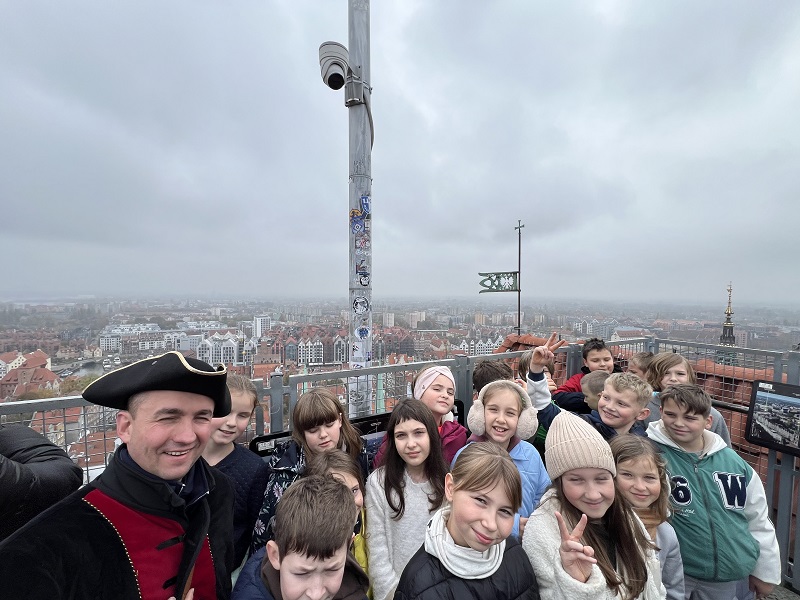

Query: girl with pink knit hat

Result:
[373,365,467,467]
[522,411,666,600]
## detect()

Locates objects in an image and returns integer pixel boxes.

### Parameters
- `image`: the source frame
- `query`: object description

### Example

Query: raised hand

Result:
[531,332,567,370]
[555,511,596,583]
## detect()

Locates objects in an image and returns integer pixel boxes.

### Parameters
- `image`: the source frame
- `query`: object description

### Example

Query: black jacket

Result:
[0,424,83,540]
[393,537,540,600]
[0,446,235,600]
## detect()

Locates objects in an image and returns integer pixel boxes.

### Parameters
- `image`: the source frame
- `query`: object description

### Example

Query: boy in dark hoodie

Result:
[528,340,651,441]
[233,476,369,600]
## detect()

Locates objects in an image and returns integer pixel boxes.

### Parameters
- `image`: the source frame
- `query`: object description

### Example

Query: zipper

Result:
[693,458,719,581]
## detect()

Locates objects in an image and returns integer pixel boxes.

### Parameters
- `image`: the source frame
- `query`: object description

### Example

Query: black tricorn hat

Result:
[82,351,230,417]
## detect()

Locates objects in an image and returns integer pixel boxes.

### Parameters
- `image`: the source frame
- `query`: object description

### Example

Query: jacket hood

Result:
[646,420,728,456]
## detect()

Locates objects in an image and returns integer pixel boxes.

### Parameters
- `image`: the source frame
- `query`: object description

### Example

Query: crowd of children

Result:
[210,336,781,600]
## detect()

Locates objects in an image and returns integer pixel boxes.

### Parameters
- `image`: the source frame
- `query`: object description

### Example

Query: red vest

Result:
[84,489,217,600]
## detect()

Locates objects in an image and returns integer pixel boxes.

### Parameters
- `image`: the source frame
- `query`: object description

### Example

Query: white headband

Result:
[413,366,456,400]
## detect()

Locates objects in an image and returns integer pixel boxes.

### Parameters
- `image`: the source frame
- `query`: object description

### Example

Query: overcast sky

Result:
[2,1,799,307]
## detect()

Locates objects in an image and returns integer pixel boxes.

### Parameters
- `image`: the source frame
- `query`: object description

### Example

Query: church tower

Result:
[719,283,736,346]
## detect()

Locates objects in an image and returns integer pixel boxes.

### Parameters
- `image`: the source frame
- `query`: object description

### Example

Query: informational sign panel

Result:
[746,380,800,457]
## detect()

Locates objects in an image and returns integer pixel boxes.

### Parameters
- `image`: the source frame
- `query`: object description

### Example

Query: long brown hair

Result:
[646,353,696,392]
[609,435,670,523]
[382,399,448,520]
[291,388,363,459]
[552,477,655,600]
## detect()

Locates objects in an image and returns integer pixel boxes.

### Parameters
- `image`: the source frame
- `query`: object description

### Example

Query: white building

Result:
[254,315,271,339]
[99,334,121,353]
[196,333,240,366]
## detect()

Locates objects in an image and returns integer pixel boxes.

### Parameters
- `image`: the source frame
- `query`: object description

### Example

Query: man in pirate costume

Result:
[0,351,236,600]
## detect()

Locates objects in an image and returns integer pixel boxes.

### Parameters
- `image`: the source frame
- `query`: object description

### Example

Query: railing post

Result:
[268,373,286,434]
[787,351,800,387]
[565,344,582,378]
[453,355,471,425]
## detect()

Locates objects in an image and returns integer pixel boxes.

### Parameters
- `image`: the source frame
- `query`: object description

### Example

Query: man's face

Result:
[584,349,614,373]
[267,542,348,600]
[117,390,215,481]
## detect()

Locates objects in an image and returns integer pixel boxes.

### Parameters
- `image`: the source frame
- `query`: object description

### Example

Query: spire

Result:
[719,282,736,347]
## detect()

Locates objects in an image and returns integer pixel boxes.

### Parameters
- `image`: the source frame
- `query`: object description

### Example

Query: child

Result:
[251,388,372,553]
[610,434,684,600]
[642,353,731,446]
[472,358,513,394]
[580,370,610,412]
[647,385,780,599]
[523,412,665,599]
[456,379,550,539]
[518,348,557,392]
[202,374,271,568]
[394,442,540,599]
[365,399,448,600]
[529,340,652,440]
[553,338,619,401]
[373,365,467,467]
[627,352,654,380]
[232,475,369,600]
[306,450,370,594]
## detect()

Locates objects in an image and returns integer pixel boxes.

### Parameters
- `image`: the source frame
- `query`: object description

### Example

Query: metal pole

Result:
[515,220,524,336]
[347,0,373,416]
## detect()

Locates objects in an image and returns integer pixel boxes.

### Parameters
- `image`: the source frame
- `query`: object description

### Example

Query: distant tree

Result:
[18,389,57,400]
[60,375,99,395]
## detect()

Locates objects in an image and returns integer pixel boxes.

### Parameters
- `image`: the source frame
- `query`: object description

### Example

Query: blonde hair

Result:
[450,442,522,512]
[581,370,610,396]
[226,373,258,410]
[480,379,525,413]
[606,372,652,408]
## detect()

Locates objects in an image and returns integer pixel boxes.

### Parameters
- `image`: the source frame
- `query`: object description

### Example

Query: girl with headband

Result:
[373,365,468,467]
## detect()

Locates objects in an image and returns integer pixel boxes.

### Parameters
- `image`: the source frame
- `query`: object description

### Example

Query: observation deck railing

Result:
[1,337,799,588]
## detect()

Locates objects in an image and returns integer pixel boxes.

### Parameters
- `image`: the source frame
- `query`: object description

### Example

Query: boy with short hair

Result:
[472,358,513,394]
[551,337,621,413]
[232,476,369,600]
[647,384,780,600]
[580,369,610,411]
[627,351,654,380]
[528,340,651,441]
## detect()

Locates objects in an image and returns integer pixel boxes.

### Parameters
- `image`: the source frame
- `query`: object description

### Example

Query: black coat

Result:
[393,537,540,600]
[0,424,83,540]
[0,446,235,600]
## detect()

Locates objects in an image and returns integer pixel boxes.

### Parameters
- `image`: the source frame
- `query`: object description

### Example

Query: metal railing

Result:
[2,338,799,586]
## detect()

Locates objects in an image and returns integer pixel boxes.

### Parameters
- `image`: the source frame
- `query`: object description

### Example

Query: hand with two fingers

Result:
[555,511,597,583]
[530,332,567,373]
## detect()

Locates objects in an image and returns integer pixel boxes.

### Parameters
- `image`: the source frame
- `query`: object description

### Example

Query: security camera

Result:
[319,41,349,90]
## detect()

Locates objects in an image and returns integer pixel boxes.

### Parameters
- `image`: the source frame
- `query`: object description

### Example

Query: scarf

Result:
[424,505,505,579]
